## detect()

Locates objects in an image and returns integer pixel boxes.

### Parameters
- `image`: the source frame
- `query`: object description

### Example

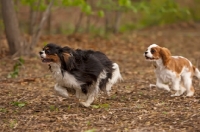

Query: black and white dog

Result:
[39,43,122,107]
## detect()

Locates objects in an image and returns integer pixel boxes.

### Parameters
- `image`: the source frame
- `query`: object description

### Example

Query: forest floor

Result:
[1,23,200,132]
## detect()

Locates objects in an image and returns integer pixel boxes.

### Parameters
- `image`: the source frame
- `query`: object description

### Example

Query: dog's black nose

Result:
[39,51,43,55]
[145,51,148,54]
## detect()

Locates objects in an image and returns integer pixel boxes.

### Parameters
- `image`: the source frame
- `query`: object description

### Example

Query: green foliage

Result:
[8,57,25,78]
[98,10,104,17]
[9,120,17,128]
[49,105,59,111]
[62,0,92,15]
[11,101,26,108]
[14,0,200,35]
[96,0,136,12]
[91,104,110,109]
[118,0,136,12]
[0,108,7,113]
[136,0,191,28]
[119,23,137,33]
[189,0,200,21]
[21,0,45,11]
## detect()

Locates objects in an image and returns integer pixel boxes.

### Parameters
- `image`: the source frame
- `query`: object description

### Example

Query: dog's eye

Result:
[151,49,155,54]
[45,50,50,54]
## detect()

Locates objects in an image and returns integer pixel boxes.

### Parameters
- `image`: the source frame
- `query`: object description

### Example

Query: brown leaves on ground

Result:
[1,25,200,132]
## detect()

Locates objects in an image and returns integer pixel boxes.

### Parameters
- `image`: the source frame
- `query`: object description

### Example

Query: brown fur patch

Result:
[159,47,171,66]
[44,47,49,50]
[46,54,60,63]
[166,57,193,75]
[62,53,71,62]
[150,47,161,60]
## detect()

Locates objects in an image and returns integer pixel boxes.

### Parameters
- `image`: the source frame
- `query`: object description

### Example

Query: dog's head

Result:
[144,44,171,65]
[39,43,75,70]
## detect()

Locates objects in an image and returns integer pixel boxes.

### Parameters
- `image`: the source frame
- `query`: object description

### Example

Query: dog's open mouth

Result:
[145,56,154,60]
[41,58,53,63]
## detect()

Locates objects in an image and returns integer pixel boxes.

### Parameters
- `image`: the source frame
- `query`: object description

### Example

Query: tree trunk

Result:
[46,0,51,34]
[113,10,121,33]
[73,12,83,34]
[29,0,42,35]
[29,0,54,50]
[29,5,34,35]
[1,0,25,56]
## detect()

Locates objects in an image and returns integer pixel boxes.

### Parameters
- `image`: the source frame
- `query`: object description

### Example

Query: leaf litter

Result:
[1,24,200,131]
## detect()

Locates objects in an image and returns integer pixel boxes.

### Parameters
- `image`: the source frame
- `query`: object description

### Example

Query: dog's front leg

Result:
[80,94,95,107]
[156,78,170,92]
[54,83,69,98]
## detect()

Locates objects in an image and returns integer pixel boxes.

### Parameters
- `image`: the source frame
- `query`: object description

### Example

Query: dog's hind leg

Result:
[171,77,182,96]
[182,73,195,97]
[105,63,122,95]
[80,94,95,107]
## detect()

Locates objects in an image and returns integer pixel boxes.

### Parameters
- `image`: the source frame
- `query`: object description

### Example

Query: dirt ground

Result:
[1,23,200,132]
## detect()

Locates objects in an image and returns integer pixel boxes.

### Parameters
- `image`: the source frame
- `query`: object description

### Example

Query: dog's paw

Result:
[171,91,181,97]
[106,91,111,97]
[80,102,90,107]
[186,92,194,97]
[149,84,156,88]
[171,94,179,97]
[57,96,67,101]
[163,86,171,92]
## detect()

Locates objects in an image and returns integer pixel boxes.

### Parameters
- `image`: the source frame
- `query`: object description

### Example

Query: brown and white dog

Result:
[144,44,200,96]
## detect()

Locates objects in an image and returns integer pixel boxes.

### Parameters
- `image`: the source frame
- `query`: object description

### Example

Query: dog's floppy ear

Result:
[160,47,171,66]
[61,52,75,71]
[62,53,71,62]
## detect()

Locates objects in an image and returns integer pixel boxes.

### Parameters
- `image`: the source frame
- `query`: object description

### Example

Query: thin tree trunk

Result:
[85,15,90,33]
[73,12,83,34]
[29,0,42,35]
[29,5,34,35]
[1,0,25,56]
[47,10,51,34]
[104,10,110,32]
[30,0,54,50]
[46,0,51,34]
[113,10,121,33]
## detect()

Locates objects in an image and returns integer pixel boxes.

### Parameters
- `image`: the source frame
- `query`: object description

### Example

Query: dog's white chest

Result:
[155,68,174,83]
[50,64,82,88]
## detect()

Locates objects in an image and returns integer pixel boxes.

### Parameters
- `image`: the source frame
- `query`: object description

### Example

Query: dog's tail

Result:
[193,66,200,79]
[111,63,123,84]
[104,63,122,95]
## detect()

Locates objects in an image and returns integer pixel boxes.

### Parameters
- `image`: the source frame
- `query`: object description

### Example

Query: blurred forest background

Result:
[0,0,200,57]
[1,1,200,131]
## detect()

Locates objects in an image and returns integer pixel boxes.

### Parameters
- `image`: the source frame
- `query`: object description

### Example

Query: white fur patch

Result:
[144,44,158,59]
[105,63,122,95]
[40,50,46,58]
[50,63,84,89]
